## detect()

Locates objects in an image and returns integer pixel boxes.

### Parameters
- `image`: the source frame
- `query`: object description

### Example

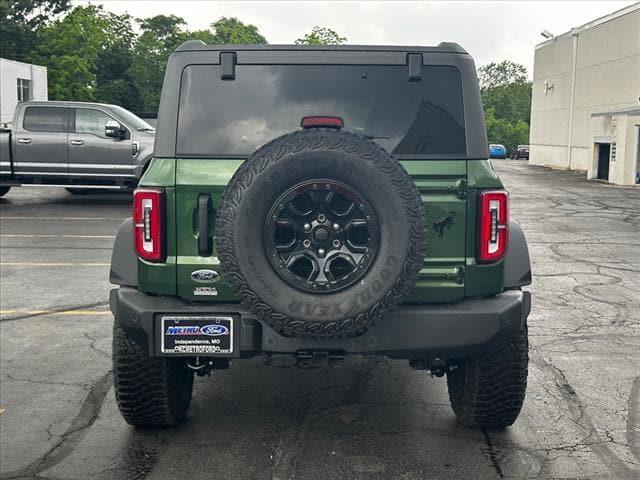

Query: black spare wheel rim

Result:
[216,129,426,339]
[264,179,380,294]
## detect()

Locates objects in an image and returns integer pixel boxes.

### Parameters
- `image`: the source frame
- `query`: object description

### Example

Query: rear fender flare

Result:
[504,220,532,288]
[110,218,138,287]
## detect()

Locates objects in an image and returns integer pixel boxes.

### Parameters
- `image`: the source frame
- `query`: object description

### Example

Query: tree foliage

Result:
[478,60,527,89]
[28,5,135,102]
[478,61,532,152]
[2,6,269,114]
[126,16,266,112]
[128,15,190,112]
[210,17,267,44]
[296,26,346,45]
[0,0,70,62]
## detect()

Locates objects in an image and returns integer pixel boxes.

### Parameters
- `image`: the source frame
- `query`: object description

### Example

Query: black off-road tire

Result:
[216,129,426,339]
[446,323,529,428]
[0,186,10,197]
[112,322,194,427]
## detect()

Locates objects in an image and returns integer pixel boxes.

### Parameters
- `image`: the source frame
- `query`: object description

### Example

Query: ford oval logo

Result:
[191,269,220,283]
[200,324,229,336]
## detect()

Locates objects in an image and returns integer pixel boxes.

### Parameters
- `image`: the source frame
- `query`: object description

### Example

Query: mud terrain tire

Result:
[216,129,426,339]
[446,323,529,428]
[112,322,194,427]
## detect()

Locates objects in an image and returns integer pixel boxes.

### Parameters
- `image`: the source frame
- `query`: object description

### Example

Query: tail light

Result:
[133,188,165,262]
[477,190,508,263]
[301,116,344,129]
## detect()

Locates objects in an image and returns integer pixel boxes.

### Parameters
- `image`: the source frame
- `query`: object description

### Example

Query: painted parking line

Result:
[22,310,110,315]
[0,217,126,220]
[1,262,110,267]
[0,308,110,318]
[0,234,115,239]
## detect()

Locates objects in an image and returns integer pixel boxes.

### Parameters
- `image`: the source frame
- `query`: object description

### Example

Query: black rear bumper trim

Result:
[110,287,530,360]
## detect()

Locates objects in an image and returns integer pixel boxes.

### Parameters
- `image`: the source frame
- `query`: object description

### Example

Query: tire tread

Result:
[446,324,529,428]
[112,322,194,427]
[215,130,426,339]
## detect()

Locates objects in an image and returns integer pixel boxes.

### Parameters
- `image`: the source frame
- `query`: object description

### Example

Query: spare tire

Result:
[216,129,426,338]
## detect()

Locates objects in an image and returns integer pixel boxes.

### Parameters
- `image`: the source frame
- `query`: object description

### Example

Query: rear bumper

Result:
[110,287,530,360]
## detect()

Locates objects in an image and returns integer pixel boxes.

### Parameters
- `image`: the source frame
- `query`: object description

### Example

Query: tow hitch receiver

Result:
[409,357,448,377]
[265,351,345,369]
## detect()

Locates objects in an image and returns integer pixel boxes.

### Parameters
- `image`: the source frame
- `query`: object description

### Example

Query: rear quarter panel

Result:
[168,158,471,304]
[136,158,178,295]
[137,157,507,303]
[464,159,505,296]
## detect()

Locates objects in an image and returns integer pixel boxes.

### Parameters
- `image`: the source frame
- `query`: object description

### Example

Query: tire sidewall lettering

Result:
[217,131,425,338]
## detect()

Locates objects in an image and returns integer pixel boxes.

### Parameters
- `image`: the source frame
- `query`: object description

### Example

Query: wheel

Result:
[112,322,194,427]
[446,322,528,428]
[216,129,426,339]
[0,186,10,197]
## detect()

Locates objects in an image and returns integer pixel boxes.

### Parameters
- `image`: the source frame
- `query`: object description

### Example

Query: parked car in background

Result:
[0,101,155,197]
[512,145,530,160]
[489,144,507,159]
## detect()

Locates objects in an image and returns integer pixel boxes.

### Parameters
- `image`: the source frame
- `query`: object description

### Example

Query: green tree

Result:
[295,26,346,45]
[29,5,132,102]
[484,108,529,152]
[128,15,218,113]
[478,61,532,152]
[0,0,70,62]
[128,15,188,112]
[128,16,267,113]
[210,17,267,44]
[93,12,142,110]
[478,60,527,89]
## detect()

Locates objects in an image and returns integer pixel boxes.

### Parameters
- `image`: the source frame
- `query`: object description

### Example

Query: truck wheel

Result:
[112,322,194,427]
[446,323,528,428]
[0,186,10,197]
[216,129,426,339]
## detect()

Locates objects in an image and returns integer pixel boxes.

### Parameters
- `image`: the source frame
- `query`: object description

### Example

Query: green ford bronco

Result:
[109,42,532,428]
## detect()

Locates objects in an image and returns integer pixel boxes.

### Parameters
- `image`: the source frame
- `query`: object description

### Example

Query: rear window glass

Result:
[177,64,466,157]
[23,107,68,132]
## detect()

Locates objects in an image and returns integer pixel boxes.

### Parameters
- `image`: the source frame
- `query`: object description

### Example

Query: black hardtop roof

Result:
[175,40,468,55]
[155,39,488,159]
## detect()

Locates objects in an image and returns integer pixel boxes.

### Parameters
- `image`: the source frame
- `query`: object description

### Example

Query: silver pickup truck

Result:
[0,101,155,196]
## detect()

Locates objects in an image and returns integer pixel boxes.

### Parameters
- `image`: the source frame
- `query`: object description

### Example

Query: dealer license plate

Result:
[161,316,233,354]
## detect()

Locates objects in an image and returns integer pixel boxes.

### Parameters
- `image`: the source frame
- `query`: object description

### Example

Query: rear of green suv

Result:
[109,42,531,428]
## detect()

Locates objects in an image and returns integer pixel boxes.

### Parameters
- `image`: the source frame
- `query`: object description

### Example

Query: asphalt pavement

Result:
[1,161,639,479]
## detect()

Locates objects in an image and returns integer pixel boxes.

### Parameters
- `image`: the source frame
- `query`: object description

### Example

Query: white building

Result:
[529,3,640,185]
[0,58,48,125]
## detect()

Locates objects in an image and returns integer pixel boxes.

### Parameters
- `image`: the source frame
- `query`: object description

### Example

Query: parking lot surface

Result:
[1,161,639,480]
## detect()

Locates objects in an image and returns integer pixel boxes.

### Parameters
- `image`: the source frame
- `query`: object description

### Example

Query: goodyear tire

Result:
[446,322,529,428]
[112,322,194,427]
[216,129,426,339]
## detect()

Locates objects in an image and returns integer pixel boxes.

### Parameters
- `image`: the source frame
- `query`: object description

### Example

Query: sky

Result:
[78,1,637,77]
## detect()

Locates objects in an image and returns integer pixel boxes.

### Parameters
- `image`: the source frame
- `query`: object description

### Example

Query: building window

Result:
[17,78,31,102]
